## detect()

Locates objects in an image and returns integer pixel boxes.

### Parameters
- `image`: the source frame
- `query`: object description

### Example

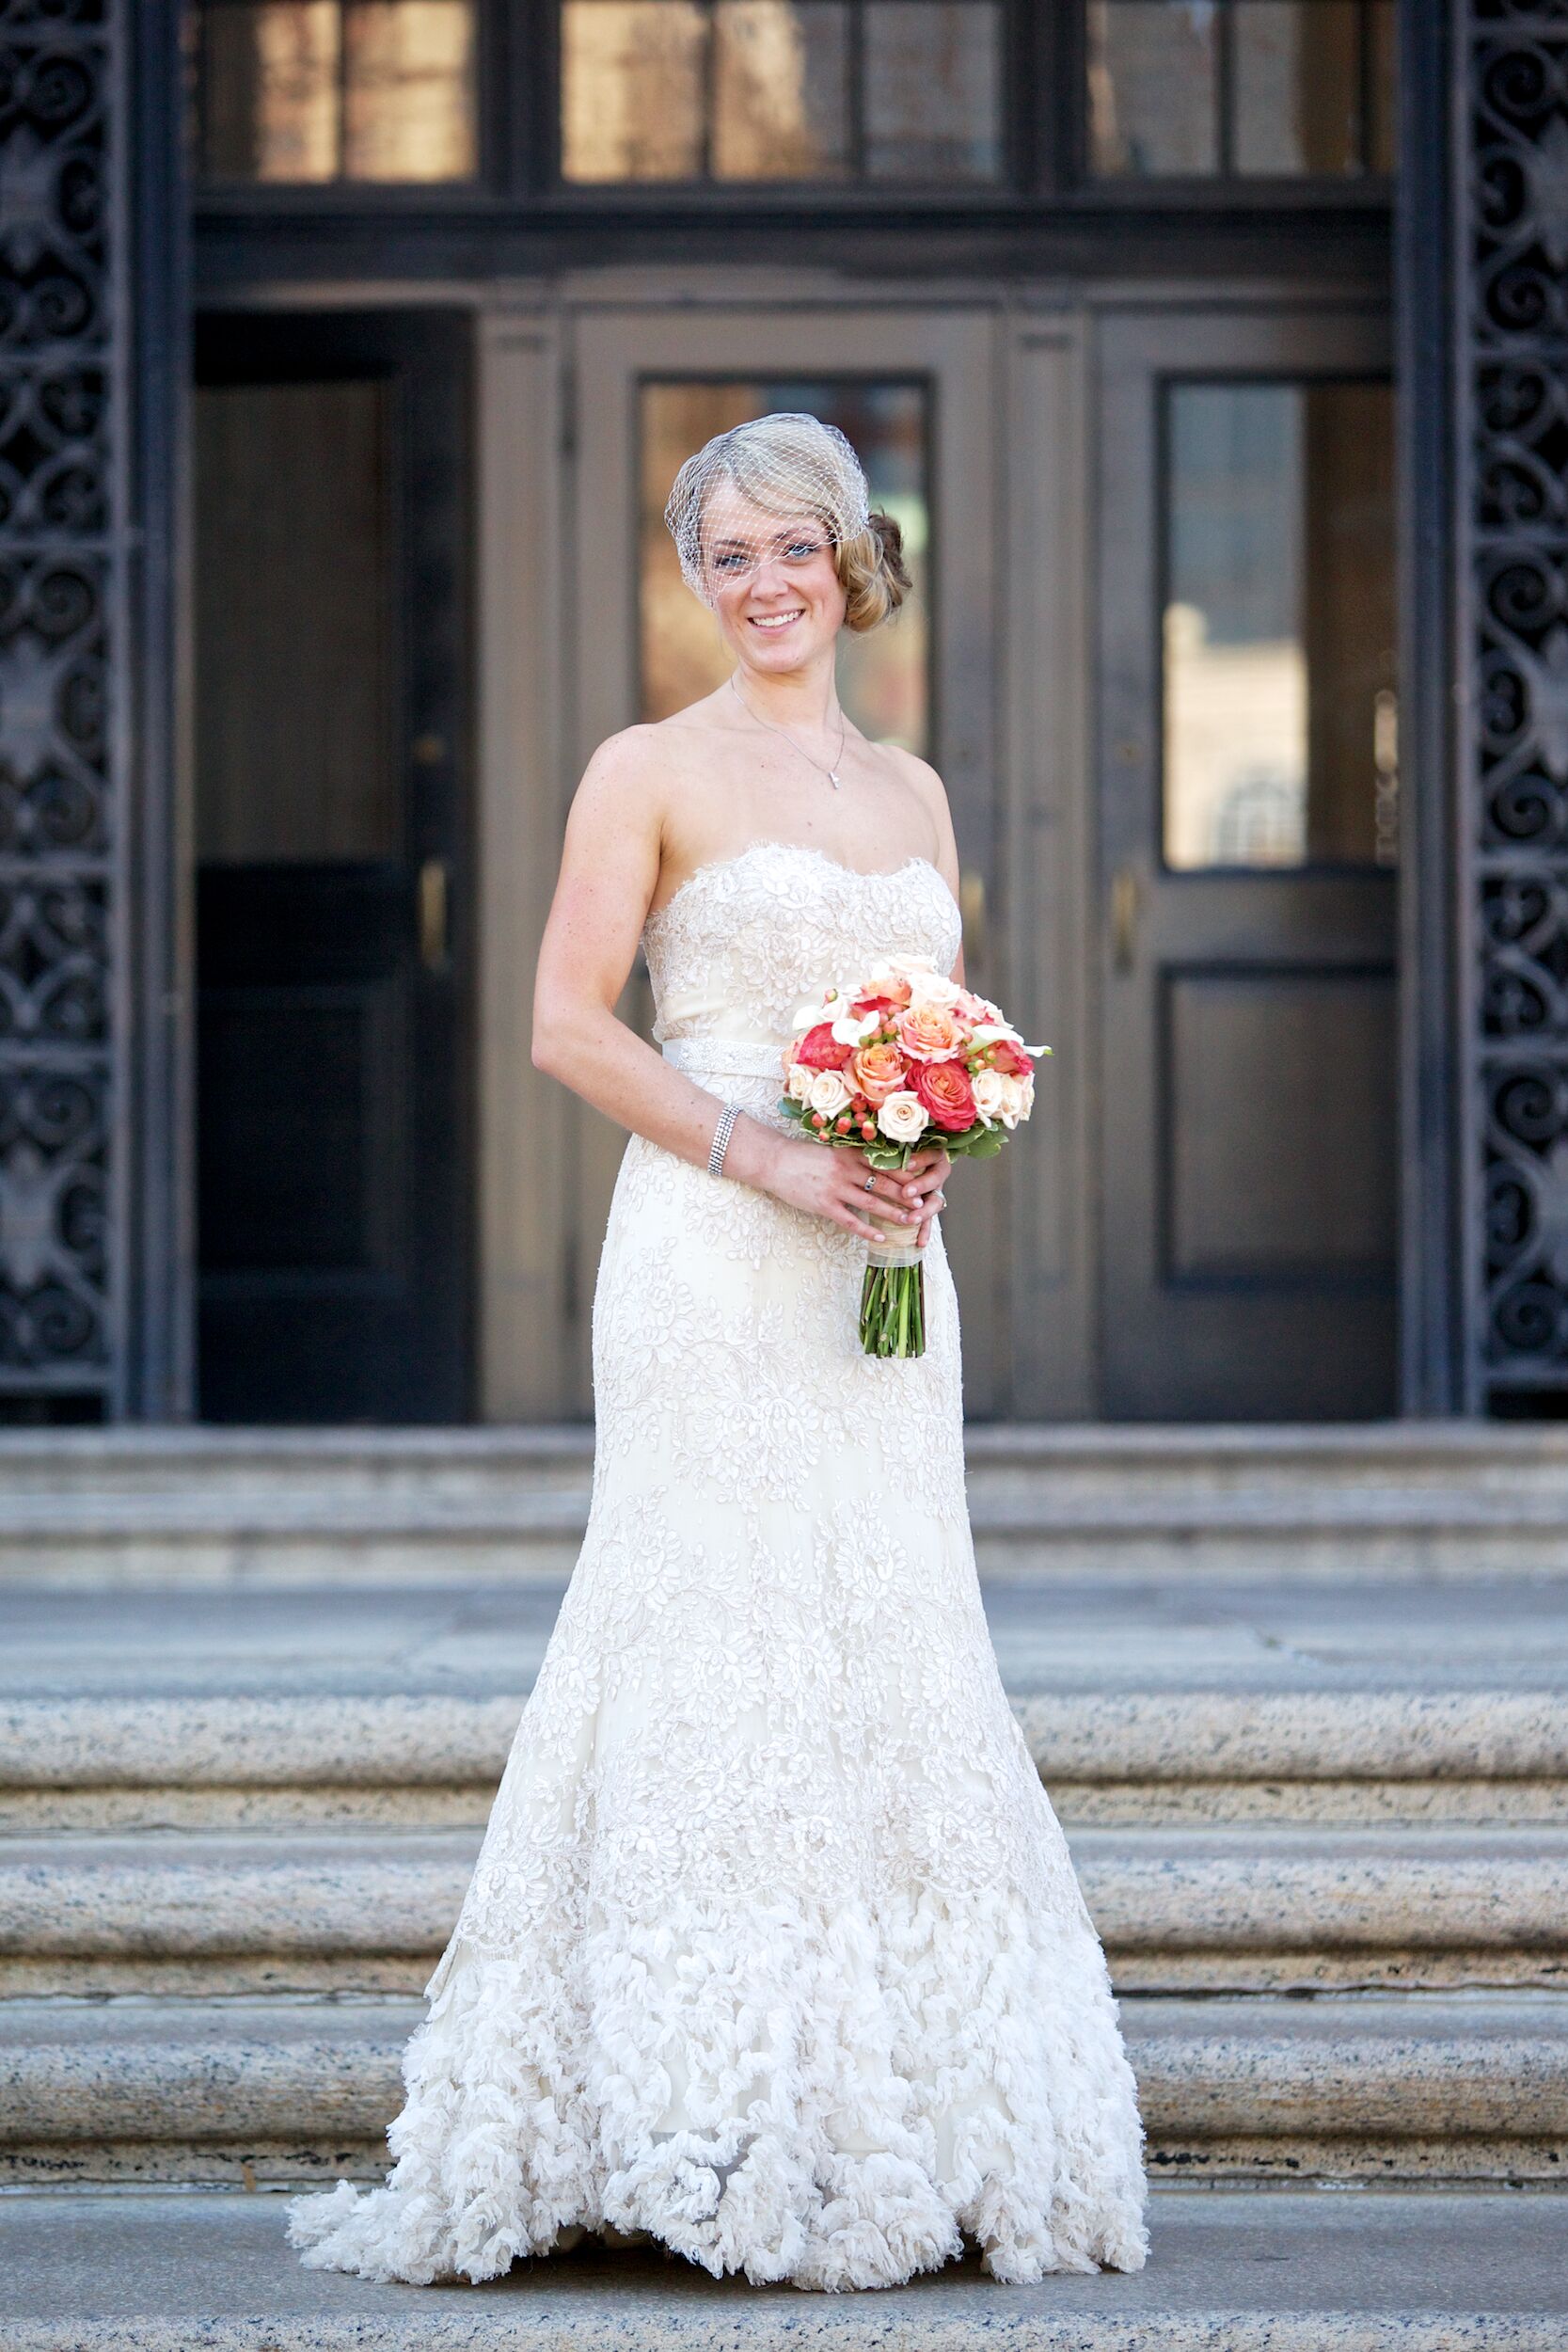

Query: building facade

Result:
[0,0,1559,1427]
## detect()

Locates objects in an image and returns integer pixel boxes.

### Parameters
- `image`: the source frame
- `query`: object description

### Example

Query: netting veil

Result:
[664,412,872,607]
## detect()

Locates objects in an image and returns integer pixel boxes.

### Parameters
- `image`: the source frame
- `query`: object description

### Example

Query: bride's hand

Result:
[903,1146,952,1247]
[760,1136,950,1248]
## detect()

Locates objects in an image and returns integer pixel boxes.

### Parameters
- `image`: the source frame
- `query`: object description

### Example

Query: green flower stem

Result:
[859,1260,927,1359]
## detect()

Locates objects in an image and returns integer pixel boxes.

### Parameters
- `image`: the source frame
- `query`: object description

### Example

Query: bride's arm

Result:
[531,734,927,1247]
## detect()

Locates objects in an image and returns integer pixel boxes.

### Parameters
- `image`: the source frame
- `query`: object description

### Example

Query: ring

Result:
[863,1175,876,1192]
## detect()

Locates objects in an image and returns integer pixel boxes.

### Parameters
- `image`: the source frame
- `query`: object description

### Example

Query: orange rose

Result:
[854,973,913,1016]
[848,1040,909,1104]
[896,1004,965,1062]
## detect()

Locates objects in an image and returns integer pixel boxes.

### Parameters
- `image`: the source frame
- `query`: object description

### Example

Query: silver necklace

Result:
[730,675,847,789]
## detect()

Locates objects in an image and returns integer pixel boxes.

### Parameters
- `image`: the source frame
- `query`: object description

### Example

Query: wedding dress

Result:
[288,839,1148,2291]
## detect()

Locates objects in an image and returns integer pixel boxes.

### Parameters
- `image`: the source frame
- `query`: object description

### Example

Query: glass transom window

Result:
[1089,0,1395,179]
[562,0,1002,184]
[198,1,478,183]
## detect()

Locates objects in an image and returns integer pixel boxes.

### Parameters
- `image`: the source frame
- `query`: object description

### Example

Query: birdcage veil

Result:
[663,412,873,608]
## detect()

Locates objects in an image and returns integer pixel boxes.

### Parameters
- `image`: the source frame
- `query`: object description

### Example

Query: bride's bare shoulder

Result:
[585,692,733,781]
[875,740,953,841]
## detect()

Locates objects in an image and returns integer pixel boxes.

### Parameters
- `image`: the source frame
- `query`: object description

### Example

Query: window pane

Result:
[863,2,1001,182]
[1369,0,1397,173]
[1088,1,1218,177]
[640,381,929,753]
[343,1,476,179]
[1163,381,1397,871]
[561,0,706,181]
[195,382,399,862]
[713,3,849,179]
[198,0,475,182]
[1234,2,1358,176]
[200,2,341,182]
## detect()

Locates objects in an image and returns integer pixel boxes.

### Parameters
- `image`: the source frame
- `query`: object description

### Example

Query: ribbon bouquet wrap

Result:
[779,951,1048,1359]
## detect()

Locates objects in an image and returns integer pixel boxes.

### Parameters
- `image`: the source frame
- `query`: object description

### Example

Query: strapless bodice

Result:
[641,840,962,1081]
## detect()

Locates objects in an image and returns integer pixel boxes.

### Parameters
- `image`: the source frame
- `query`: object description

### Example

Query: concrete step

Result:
[3,1826,1563,1996]
[0,2185,1564,2349]
[8,1424,1568,1581]
[4,1575,1565,1830]
[6,1687,1566,1832]
[2,1992,1564,2188]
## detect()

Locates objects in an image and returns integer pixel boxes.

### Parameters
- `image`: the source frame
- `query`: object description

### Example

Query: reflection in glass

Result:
[1163,381,1396,870]
[562,0,1000,183]
[1088,0,1395,179]
[562,1,706,180]
[714,4,850,180]
[1234,1,1358,175]
[198,0,475,182]
[864,3,1001,181]
[640,382,928,754]
[344,1,476,178]
[1088,1,1218,177]
[201,2,341,181]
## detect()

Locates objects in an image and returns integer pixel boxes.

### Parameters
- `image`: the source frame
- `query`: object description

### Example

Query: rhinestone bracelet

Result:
[707,1101,742,1179]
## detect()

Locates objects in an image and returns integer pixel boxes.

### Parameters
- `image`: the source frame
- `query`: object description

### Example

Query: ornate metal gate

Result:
[1459,0,1568,1407]
[0,0,186,1415]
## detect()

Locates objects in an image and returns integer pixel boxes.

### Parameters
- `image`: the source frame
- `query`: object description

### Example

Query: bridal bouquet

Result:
[779,954,1047,1359]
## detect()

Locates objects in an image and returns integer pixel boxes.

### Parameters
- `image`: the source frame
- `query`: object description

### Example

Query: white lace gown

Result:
[288,841,1148,2291]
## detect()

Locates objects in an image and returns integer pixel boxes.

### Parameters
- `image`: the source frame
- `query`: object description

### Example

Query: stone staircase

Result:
[1,1426,1565,2343]
[8,1421,1568,1581]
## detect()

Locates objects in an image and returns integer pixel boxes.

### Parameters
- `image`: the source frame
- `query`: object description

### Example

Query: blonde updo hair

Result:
[836,509,912,633]
[664,410,910,632]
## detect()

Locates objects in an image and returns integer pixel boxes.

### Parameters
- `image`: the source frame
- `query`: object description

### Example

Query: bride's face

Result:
[700,486,847,672]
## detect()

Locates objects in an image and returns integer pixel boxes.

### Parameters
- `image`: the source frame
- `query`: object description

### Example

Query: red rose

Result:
[911,1058,976,1134]
[990,1039,1031,1078]
[796,1022,852,1072]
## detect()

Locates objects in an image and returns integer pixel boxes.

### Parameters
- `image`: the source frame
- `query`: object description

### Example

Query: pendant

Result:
[829,771,841,789]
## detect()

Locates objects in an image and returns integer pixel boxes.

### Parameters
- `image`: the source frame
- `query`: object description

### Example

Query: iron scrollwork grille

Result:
[0,0,121,1393]
[1460,0,1568,1402]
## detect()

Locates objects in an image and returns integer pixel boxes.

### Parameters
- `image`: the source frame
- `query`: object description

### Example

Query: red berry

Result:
[835,1116,851,1134]
[811,1112,827,1130]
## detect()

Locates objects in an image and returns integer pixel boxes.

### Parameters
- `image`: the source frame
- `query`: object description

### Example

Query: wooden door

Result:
[1098,305,1399,1420]
[563,306,1003,1416]
[193,310,473,1422]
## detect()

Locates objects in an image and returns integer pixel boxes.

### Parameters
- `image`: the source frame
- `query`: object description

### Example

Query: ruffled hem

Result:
[285,1888,1148,2292]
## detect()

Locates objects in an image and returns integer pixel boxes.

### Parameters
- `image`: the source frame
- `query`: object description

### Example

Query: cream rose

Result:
[876,1090,928,1145]
[996,1073,1025,1128]
[785,1061,815,1105]
[807,1068,853,1120]
[905,964,965,1009]
[971,1066,1008,1123]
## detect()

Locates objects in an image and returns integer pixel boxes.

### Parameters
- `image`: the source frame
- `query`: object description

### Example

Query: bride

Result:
[288,412,1148,2292]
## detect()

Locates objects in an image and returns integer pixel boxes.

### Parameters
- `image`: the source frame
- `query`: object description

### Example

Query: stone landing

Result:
[0,2188,1562,2349]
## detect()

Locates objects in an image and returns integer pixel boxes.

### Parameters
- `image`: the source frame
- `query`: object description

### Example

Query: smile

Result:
[748,609,805,630]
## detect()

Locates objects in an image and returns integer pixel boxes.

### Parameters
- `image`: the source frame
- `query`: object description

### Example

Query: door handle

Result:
[1110,866,1139,974]
[959,866,987,973]
[418,856,450,972]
